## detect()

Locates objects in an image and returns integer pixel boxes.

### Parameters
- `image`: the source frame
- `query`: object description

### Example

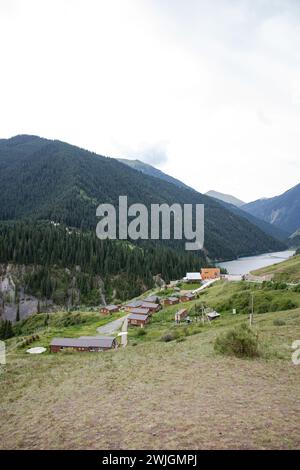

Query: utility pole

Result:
[250,293,254,326]
[201,304,205,325]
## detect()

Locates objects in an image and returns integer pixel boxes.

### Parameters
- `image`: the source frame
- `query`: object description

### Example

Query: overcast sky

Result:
[1,0,300,202]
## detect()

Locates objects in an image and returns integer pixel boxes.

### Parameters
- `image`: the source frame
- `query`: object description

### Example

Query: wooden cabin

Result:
[50,336,117,353]
[128,313,149,327]
[100,304,119,314]
[124,301,142,312]
[201,268,220,280]
[184,272,202,283]
[175,308,188,323]
[180,292,195,302]
[139,301,161,312]
[143,295,160,304]
[129,307,151,316]
[162,297,179,306]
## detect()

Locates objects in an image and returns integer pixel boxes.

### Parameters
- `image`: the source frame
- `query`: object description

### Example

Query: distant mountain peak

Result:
[117,158,194,191]
[205,190,245,207]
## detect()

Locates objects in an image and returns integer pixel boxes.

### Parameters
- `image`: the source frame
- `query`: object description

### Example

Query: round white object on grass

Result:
[26,347,47,354]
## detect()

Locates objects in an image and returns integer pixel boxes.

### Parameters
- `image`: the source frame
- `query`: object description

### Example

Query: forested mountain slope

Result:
[243,183,300,235]
[207,197,289,242]
[0,135,285,261]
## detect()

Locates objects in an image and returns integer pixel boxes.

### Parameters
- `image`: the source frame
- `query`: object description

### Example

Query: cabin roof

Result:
[185,272,202,280]
[50,336,115,348]
[128,313,149,321]
[206,311,220,319]
[182,292,195,298]
[177,308,188,315]
[129,307,150,315]
[125,301,142,308]
[140,302,159,309]
[143,296,159,303]
[102,304,118,311]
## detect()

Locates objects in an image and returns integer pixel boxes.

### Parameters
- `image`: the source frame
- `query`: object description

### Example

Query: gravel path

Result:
[96,315,128,336]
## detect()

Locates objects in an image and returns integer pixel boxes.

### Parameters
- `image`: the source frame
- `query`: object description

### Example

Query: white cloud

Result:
[0,0,300,201]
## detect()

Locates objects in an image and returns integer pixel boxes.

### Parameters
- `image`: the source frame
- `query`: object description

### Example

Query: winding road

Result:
[97,314,128,347]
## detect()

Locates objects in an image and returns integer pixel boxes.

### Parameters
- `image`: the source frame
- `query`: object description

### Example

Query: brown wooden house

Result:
[50,336,117,353]
[175,308,188,323]
[201,268,220,280]
[128,313,149,327]
[162,296,179,306]
[180,292,195,303]
[129,307,151,316]
[100,304,119,314]
[124,301,142,312]
[139,301,161,313]
[143,295,161,304]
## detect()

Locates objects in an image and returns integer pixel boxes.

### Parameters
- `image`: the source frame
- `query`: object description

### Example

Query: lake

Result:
[217,250,295,276]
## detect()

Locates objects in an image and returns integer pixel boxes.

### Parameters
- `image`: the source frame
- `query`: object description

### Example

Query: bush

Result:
[214,324,260,358]
[273,282,288,290]
[273,318,286,326]
[137,328,147,337]
[270,299,297,312]
[160,331,179,342]
[256,302,270,314]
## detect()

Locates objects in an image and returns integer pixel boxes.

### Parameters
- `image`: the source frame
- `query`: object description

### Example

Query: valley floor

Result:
[1,308,300,450]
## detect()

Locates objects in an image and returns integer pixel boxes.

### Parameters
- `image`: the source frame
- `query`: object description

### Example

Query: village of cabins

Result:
[50,267,221,353]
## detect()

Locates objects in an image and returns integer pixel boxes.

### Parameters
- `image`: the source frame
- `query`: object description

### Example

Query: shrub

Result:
[137,328,147,337]
[270,299,297,312]
[214,323,260,358]
[273,282,288,290]
[273,318,286,326]
[256,302,270,314]
[160,331,179,342]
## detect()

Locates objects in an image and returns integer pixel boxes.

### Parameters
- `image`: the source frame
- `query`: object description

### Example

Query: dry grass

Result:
[1,308,300,450]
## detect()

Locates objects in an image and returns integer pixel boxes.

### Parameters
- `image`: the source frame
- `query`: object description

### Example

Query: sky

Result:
[1,0,300,202]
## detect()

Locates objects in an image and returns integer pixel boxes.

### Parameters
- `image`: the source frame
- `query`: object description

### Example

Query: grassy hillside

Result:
[1,305,300,449]
[1,280,300,449]
[251,254,300,283]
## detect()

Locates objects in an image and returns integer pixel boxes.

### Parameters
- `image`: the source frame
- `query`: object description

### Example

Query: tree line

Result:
[0,222,204,303]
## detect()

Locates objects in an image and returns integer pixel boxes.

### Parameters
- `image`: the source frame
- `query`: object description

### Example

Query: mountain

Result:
[120,161,288,243]
[288,229,300,249]
[205,190,245,207]
[117,158,193,190]
[0,135,285,261]
[243,183,300,235]
[207,197,289,242]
